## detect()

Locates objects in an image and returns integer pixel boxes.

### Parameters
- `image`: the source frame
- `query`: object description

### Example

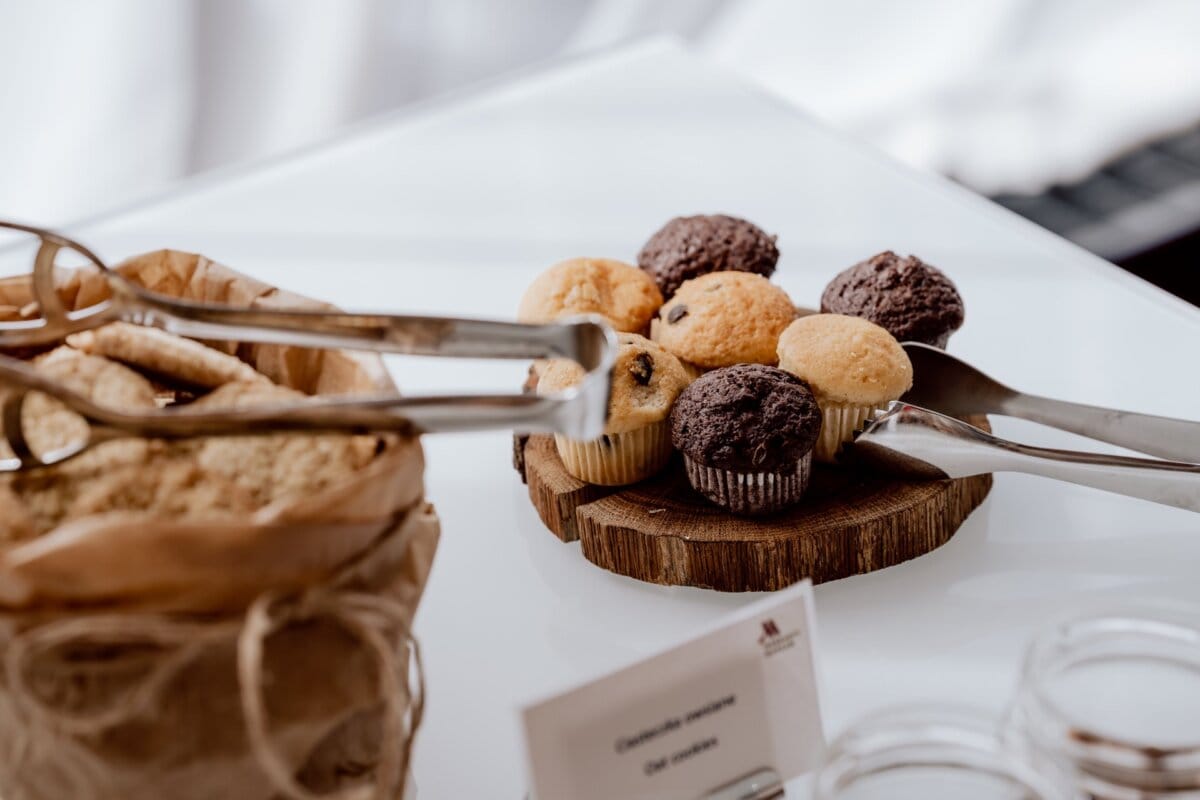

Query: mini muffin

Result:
[651,272,796,374]
[638,214,779,298]
[670,365,821,515]
[538,333,689,485]
[518,257,663,334]
[821,251,964,348]
[776,314,913,462]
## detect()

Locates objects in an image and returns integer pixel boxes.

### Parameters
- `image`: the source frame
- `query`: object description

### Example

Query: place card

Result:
[522,581,825,799]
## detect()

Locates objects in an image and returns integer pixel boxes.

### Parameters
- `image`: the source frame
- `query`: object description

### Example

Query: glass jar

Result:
[1008,607,1200,799]
[814,705,1072,800]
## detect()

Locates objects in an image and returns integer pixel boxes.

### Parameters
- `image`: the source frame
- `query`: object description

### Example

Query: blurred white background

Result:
[3,0,1200,223]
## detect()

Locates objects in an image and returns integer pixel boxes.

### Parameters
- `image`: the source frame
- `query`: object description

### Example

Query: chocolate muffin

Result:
[820,251,964,348]
[638,214,779,298]
[670,364,821,515]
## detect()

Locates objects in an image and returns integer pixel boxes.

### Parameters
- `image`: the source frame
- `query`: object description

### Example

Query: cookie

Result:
[67,322,263,388]
[188,381,382,508]
[1,351,380,536]
[20,347,158,460]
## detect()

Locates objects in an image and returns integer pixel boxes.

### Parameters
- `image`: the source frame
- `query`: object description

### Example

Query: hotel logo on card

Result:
[758,617,800,657]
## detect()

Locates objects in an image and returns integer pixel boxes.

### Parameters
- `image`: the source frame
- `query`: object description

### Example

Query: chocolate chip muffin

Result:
[651,272,796,375]
[638,214,779,298]
[539,333,689,485]
[820,251,964,348]
[670,364,821,515]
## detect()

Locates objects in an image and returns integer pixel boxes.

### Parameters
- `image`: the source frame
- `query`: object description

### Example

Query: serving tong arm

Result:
[0,220,608,366]
[992,392,1200,464]
[902,343,1200,463]
[0,318,613,473]
[127,295,598,361]
[848,403,1200,513]
[0,221,618,471]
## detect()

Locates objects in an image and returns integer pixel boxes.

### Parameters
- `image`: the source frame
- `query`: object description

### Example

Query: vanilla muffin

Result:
[776,314,913,462]
[538,333,689,485]
[518,257,663,334]
[651,272,796,374]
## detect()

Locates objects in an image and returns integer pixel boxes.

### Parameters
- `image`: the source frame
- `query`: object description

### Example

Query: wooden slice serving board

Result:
[515,419,992,592]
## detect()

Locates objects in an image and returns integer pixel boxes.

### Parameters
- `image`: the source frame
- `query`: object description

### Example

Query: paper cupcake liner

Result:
[814,401,881,463]
[554,420,672,486]
[683,453,812,515]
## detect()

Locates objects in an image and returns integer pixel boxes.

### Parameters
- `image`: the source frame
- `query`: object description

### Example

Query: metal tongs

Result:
[842,344,1200,512]
[0,221,616,471]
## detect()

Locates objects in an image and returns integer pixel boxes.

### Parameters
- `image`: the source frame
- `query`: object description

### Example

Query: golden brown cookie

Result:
[64,460,257,521]
[187,381,382,508]
[20,347,158,459]
[518,257,663,334]
[0,485,36,542]
[1,353,380,536]
[0,254,402,544]
[67,322,263,388]
[0,349,160,533]
[34,345,159,408]
[651,271,796,369]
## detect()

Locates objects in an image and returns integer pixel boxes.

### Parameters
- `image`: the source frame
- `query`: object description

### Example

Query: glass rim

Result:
[814,704,1072,800]
[1019,605,1200,777]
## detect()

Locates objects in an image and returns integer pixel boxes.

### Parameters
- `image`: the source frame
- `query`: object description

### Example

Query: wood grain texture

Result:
[521,425,993,591]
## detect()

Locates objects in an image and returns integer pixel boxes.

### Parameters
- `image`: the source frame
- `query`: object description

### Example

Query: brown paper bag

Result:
[0,252,440,799]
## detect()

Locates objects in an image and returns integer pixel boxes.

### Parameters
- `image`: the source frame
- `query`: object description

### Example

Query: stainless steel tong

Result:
[902,343,1200,462]
[842,344,1200,512]
[0,221,616,471]
[846,402,1200,512]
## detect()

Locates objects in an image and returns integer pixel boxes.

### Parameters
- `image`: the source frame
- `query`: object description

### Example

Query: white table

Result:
[39,40,1200,798]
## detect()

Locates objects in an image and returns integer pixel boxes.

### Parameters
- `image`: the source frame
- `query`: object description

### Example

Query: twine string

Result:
[4,588,423,800]
[238,589,423,800]
[4,615,238,735]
